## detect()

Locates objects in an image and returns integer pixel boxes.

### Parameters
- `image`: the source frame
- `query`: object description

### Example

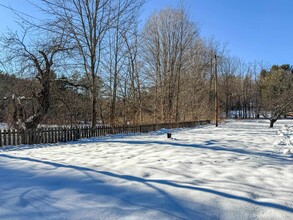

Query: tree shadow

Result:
[91,139,293,164]
[0,154,216,219]
[0,154,292,216]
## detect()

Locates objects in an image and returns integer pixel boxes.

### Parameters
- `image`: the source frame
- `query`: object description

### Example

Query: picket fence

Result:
[0,120,210,147]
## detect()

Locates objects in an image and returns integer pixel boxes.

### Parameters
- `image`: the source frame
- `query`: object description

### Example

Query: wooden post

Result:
[72,127,74,140]
[12,129,17,146]
[0,130,2,147]
[8,129,11,145]
[45,127,48,143]
[65,127,68,142]
[51,128,54,143]
[54,127,57,143]
[28,129,31,145]
[3,129,7,146]
[39,127,43,144]
[70,127,72,140]
[18,130,22,145]
[214,54,219,127]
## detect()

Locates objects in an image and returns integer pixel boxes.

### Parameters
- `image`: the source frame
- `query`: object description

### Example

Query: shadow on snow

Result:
[0,154,292,216]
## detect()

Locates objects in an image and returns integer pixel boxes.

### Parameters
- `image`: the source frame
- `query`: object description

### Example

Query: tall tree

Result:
[142,7,199,122]
[122,25,143,124]
[41,0,145,127]
[219,56,239,118]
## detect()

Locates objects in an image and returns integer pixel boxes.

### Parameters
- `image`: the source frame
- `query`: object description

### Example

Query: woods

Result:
[0,1,292,129]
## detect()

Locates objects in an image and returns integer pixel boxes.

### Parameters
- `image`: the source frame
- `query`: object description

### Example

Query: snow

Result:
[0,120,292,219]
[274,123,293,156]
[0,123,7,130]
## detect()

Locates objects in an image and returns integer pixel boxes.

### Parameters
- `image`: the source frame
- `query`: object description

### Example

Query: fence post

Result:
[27,129,31,145]
[12,129,16,146]
[80,126,83,138]
[39,128,43,143]
[38,128,42,144]
[3,129,7,146]
[44,128,47,143]
[72,127,76,141]
[77,127,81,139]
[18,130,21,145]
[7,129,11,146]
[0,130,2,147]
[49,128,52,143]
[74,127,78,140]
[70,127,73,141]
[66,127,69,141]
[51,128,55,143]
[32,129,36,144]
[65,127,68,142]
[57,127,60,142]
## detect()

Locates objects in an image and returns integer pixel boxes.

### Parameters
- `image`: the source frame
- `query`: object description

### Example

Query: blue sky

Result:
[1,0,292,65]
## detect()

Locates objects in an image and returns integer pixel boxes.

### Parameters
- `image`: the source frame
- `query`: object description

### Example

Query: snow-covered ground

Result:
[0,123,7,130]
[0,120,292,219]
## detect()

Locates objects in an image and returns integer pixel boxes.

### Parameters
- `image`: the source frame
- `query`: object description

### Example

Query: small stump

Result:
[167,133,172,138]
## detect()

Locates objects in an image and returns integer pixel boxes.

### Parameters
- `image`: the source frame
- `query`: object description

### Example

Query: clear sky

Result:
[1,0,292,66]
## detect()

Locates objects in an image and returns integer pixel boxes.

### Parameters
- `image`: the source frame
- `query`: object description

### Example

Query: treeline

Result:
[0,1,292,130]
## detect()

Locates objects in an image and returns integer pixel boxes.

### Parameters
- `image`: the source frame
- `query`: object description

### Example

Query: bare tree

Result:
[122,25,144,124]
[142,8,199,123]
[218,56,245,118]
[0,29,67,130]
[40,0,145,127]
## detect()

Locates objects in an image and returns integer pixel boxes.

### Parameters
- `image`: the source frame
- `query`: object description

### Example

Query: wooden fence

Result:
[0,120,210,147]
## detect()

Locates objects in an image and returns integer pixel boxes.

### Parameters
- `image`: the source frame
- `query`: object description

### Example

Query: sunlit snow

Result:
[0,120,292,219]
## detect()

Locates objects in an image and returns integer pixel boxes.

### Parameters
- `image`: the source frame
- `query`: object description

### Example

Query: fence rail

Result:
[0,120,210,147]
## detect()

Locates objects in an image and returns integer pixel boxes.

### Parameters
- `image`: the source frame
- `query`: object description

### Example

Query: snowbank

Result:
[274,123,293,156]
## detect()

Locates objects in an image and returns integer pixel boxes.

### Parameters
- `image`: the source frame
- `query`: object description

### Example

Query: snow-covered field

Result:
[0,120,292,219]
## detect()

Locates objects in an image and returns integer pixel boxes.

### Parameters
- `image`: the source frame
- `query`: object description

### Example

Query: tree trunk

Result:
[269,119,277,128]
[91,74,97,128]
